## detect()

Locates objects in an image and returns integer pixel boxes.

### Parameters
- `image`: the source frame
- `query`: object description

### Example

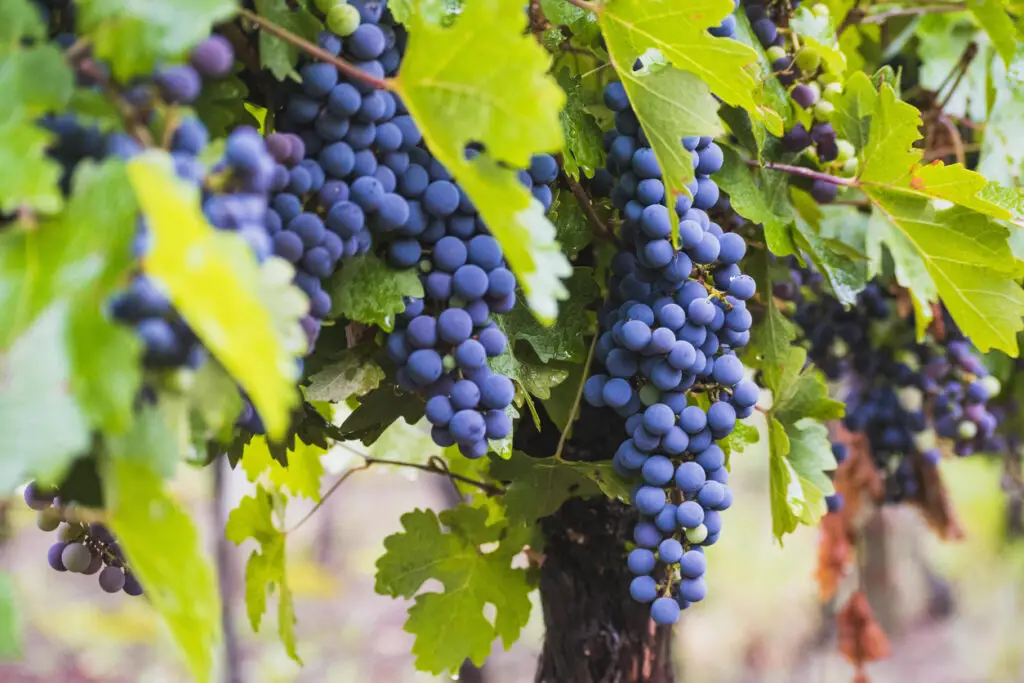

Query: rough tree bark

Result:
[518,403,675,683]
[213,456,245,683]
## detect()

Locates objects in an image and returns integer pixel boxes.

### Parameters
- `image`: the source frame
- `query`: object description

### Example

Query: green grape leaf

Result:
[396,0,570,323]
[67,308,143,434]
[0,0,45,50]
[716,144,798,256]
[855,85,1024,353]
[127,151,301,438]
[105,454,221,683]
[768,416,835,541]
[549,188,594,260]
[368,416,443,465]
[193,72,260,138]
[541,0,601,43]
[241,436,326,501]
[337,385,426,446]
[0,304,90,492]
[253,0,321,81]
[789,189,866,305]
[831,70,877,152]
[304,346,386,403]
[556,69,605,179]
[488,452,603,525]
[490,330,571,400]
[978,182,1024,221]
[226,487,300,663]
[0,44,74,121]
[374,505,533,673]
[75,0,237,81]
[328,253,424,331]
[188,360,245,443]
[789,6,846,76]
[966,0,1015,66]
[0,573,20,660]
[0,120,63,214]
[498,268,598,364]
[718,418,759,460]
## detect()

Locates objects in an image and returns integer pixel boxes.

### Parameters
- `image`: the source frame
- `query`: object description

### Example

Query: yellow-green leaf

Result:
[395,0,571,323]
[241,436,326,502]
[127,151,300,438]
[105,457,221,683]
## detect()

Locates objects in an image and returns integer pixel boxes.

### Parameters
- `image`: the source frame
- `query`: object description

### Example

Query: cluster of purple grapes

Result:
[791,277,1000,502]
[583,82,759,625]
[741,0,855,203]
[24,483,143,596]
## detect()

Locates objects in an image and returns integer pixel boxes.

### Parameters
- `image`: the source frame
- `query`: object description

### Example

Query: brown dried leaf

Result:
[815,512,852,601]
[837,590,891,677]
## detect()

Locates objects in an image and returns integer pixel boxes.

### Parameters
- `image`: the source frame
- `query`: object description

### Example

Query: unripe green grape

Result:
[836,139,856,162]
[639,384,660,406]
[37,508,61,532]
[442,354,457,372]
[685,524,708,544]
[812,3,830,18]
[766,46,787,62]
[62,543,94,574]
[326,4,361,36]
[813,100,835,121]
[980,375,1002,398]
[840,157,859,177]
[957,420,978,440]
[419,260,432,273]
[315,0,345,12]
[795,48,821,73]
[823,81,843,102]
[59,522,85,543]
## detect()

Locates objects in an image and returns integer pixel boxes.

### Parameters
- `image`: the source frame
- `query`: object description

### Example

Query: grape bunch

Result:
[24,483,143,596]
[582,82,759,625]
[788,275,1000,501]
[383,150,559,458]
[740,0,856,203]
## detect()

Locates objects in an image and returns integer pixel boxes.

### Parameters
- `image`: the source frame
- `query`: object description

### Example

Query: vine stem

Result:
[746,160,857,187]
[285,464,370,535]
[861,3,967,24]
[563,0,599,12]
[560,166,623,248]
[238,9,392,91]
[554,331,600,460]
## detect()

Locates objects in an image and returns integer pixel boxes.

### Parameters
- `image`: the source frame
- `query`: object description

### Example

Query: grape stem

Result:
[562,0,599,12]
[560,166,624,248]
[553,332,600,460]
[859,3,967,25]
[746,160,856,187]
[238,9,392,91]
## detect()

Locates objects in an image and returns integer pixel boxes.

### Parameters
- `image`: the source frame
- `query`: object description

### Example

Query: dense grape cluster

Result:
[790,277,1000,501]
[740,0,856,202]
[24,483,143,596]
[583,82,759,625]
[387,153,558,458]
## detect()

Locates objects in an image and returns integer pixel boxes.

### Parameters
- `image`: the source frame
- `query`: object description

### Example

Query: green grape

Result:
[812,3,830,18]
[795,48,821,73]
[823,81,843,102]
[766,46,787,62]
[639,384,660,406]
[315,0,346,12]
[836,140,856,162]
[37,508,61,532]
[61,542,94,573]
[840,157,859,177]
[981,375,1002,397]
[813,100,835,122]
[326,4,361,36]
[685,524,708,544]
[59,522,85,543]
[442,354,457,372]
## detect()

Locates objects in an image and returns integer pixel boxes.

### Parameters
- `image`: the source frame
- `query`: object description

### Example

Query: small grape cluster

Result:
[741,0,856,202]
[789,276,1000,501]
[583,82,760,625]
[24,483,143,597]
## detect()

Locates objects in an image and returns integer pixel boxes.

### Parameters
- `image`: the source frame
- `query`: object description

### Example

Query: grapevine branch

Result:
[746,160,857,187]
[561,168,623,247]
[238,9,391,91]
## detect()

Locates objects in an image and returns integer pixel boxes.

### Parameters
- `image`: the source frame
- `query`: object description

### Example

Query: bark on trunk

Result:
[517,403,675,683]
[535,497,675,683]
